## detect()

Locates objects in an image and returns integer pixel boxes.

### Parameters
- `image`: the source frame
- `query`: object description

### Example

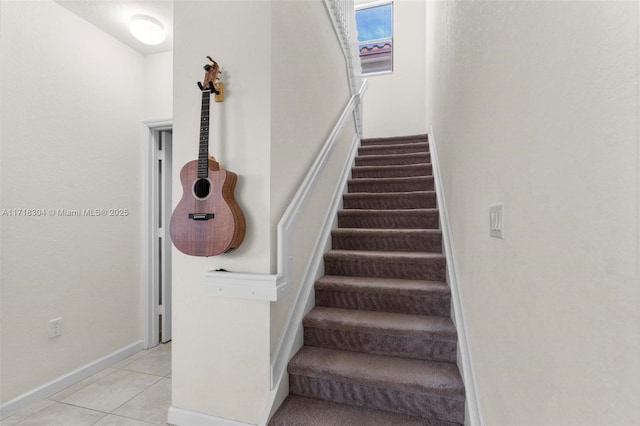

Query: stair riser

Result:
[352,165,432,179]
[348,180,434,193]
[323,257,446,281]
[358,144,428,157]
[288,375,465,424]
[355,153,431,167]
[304,328,457,363]
[332,233,442,252]
[343,193,436,210]
[337,212,439,229]
[315,290,451,317]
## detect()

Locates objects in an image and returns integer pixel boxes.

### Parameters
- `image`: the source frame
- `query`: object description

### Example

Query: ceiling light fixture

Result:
[129,15,166,45]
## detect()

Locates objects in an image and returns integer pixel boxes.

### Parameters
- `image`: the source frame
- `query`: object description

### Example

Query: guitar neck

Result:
[197,90,212,178]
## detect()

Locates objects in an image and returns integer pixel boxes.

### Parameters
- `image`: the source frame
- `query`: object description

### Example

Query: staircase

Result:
[270,135,465,426]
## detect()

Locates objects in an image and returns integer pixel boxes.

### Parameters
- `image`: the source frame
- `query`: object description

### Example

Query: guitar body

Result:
[170,159,246,257]
[170,56,246,257]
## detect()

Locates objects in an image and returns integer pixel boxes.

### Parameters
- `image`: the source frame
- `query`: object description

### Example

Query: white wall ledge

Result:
[205,271,286,301]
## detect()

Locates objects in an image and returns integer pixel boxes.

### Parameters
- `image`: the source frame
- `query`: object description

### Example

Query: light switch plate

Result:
[490,203,504,239]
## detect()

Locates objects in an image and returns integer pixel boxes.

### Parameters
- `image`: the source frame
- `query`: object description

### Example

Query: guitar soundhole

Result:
[193,178,211,199]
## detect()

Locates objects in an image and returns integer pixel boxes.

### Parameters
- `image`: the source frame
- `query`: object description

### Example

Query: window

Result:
[355,1,393,74]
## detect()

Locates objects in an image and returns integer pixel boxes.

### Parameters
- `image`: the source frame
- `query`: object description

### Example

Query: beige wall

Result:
[361,0,427,138]
[426,1,640,424]
[1,0,145,404]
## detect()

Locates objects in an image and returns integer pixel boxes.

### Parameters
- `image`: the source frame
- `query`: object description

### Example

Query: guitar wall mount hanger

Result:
[197,56,224,101]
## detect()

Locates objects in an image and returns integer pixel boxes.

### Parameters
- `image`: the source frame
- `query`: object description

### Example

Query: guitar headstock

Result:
[198,56,222,96]
[202,56,220,89]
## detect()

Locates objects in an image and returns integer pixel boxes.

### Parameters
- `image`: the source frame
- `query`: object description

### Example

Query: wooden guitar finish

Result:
[170,57,246,256]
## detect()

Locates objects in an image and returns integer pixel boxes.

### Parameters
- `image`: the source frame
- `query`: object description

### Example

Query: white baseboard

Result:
[168,406,255,426]
[0,340,143,419]
[428,127,484,426]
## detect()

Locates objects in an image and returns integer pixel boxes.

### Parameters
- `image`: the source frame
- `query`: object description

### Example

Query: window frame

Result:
[355,0,394,75]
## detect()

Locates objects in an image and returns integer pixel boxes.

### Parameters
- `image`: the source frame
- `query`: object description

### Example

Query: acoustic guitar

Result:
[169,57,246,256]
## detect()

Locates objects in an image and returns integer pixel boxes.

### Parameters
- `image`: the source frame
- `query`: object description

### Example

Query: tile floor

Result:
[1,343,172,426]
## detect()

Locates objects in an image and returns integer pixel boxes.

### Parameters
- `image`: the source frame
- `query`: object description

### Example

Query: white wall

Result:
[269,0,352,351]
[171,1,354,423]
[171,1,272,422]
[360,0,427,138]
[0,0,145,405]
[426,1,640,424]
[145,51,173,121]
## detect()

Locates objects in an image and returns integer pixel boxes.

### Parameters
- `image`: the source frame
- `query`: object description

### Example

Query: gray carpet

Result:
[270,135,465,425]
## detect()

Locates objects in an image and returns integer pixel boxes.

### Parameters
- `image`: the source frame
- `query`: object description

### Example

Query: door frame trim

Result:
[143,119,173,349]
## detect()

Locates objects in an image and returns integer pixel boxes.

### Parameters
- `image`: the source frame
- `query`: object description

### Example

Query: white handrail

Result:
[275,0,364,285]
[275,92,359,282]
[268,1,367,392]
[206,0,364,304]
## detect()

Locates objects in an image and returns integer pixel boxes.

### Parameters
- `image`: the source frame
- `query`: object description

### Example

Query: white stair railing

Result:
[324,0,364,137]
[268,0,367,392]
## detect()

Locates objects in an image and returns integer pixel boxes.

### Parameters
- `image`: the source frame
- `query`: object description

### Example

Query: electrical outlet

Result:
[48,317,62,338]
[490,203,504,239]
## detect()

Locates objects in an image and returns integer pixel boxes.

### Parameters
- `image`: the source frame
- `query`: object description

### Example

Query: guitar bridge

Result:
[188,213,215,221]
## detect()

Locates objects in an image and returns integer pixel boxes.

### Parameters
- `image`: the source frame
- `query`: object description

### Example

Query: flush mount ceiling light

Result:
[129,15,166,45]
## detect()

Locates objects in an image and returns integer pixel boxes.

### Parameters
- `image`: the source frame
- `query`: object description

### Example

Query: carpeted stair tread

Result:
[343,191,437,209]
[273,133,465,424]
[288,346,465,401]
[303,307,457,362]
[352,163,433,179]
[332,228,442,252]
[304,307,457,342]
[288,347,465,424]
[355,152,431,167]
[348,176,435,193]
[348,176,434,186]
[314,275,451,317]
[324,250,446,281]
[337,209,440,230]
[269,395,457,426]
[358,142,429,157]
[289,346,464,399]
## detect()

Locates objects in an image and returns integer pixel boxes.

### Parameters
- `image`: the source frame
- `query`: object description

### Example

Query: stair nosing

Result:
[356,151,429,157]
[343,190,436,197]
[361,134,428,143]
[349,176,434,182]
[316,275,449,292]
[339,207,439,212]
[325,249,445,262]
[358,142,429,153]
[353,163,432,171]
[304,306,457,342]
[332,228,442,235]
